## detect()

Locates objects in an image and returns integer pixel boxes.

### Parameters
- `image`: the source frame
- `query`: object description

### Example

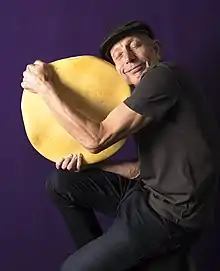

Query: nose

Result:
[124,49,136,63]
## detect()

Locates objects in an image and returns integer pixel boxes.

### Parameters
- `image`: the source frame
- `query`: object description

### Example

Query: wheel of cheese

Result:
[21,55,131,164]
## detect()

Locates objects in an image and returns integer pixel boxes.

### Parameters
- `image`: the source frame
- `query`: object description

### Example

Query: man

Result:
[21,20,220,271]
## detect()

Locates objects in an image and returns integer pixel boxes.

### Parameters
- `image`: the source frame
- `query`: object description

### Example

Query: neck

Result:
[129,85,135,91]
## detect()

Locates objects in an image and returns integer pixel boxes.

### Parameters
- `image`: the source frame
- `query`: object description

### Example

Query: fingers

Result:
[21,71,32,90]
[55,157,64,169]
[76,154,83,171]
[55,154,83,171]
[67,154,83,171]
[62,154,75,170]
[25,60,45,75]
[66,154,78,171]
[26,64,36,74]
[26,63,41,75]
[25,60,44,70]
[22,70,32,82]
[21,81,29,89]
[34,60,44,65]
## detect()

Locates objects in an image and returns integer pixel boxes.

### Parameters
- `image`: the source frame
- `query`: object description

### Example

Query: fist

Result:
[21,60,52,94]
[56,153,84,171]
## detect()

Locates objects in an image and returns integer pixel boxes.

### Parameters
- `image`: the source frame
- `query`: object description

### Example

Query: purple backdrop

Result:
[0,0,220,270]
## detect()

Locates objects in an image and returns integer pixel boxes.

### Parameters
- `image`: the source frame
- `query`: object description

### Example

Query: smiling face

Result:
[110,33,161,86]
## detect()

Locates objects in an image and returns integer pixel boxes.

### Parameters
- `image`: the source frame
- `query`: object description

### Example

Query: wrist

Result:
[40,81,55,94]
[39,81,56,97]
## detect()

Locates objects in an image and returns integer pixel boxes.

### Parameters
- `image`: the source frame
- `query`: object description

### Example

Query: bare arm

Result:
[56,154,140,180]
[39,85,150,153]
[23,61,178,157]
[85,159,140,179]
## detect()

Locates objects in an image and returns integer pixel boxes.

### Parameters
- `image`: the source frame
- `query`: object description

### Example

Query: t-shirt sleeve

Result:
[123,64,179,121]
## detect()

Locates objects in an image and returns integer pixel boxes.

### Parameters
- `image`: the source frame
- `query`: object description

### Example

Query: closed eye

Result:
[114,52,123,60]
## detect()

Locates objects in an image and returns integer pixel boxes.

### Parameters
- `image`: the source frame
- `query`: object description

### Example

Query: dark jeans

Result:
[46,168,196,271]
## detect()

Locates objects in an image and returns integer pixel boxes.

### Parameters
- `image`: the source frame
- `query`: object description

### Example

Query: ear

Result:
[153,40,162,59]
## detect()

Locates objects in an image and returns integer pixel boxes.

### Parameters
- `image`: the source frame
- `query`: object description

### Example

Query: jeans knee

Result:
[45,169,75,197]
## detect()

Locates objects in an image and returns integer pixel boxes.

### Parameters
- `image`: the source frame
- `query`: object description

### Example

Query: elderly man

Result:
[21,20,220,271]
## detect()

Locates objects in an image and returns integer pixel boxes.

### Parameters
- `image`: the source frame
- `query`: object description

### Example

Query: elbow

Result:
[86,143,103,154]
[84,123,110,154]
[84,123,107,154]
[88,148,100,154]
[84,140,103,154]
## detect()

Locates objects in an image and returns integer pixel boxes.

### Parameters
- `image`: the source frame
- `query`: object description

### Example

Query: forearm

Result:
[84,160,140,179]
[39,84,100,151]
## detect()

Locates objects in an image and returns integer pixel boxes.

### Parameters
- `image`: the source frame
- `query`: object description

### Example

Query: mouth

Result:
[126,64,146,74]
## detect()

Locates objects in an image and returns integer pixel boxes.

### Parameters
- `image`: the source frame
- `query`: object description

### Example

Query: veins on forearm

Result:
[40,85,101,151]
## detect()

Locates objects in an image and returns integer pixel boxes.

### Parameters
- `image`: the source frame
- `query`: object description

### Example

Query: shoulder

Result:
[136,61,180,91]
[140,61,179,82]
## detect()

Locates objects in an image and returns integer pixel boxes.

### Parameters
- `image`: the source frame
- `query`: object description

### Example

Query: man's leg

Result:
[46,167,136,248]
[60,186,187,271]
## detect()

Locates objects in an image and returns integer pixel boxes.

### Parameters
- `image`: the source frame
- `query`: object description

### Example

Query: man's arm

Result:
[39,64,178,154]
[26,62,178,155]
[39,86,151,153]
[83,159,140,180]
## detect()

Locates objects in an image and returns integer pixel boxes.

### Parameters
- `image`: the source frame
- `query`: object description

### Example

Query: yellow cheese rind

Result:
[21,56,131,164]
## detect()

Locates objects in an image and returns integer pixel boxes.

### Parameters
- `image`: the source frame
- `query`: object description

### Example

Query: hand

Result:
[21,60,53,94]
[56,153,84,171]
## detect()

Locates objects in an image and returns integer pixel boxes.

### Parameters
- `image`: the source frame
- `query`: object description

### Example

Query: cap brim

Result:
[100,21,154,63]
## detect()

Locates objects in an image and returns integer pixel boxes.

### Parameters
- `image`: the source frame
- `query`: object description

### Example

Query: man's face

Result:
[110,33,160,86]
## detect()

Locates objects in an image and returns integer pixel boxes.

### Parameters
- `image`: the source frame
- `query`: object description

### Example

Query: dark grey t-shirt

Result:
[124,62,220,229]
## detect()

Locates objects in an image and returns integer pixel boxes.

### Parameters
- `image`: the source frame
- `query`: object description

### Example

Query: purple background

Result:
[0,0,220,270]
